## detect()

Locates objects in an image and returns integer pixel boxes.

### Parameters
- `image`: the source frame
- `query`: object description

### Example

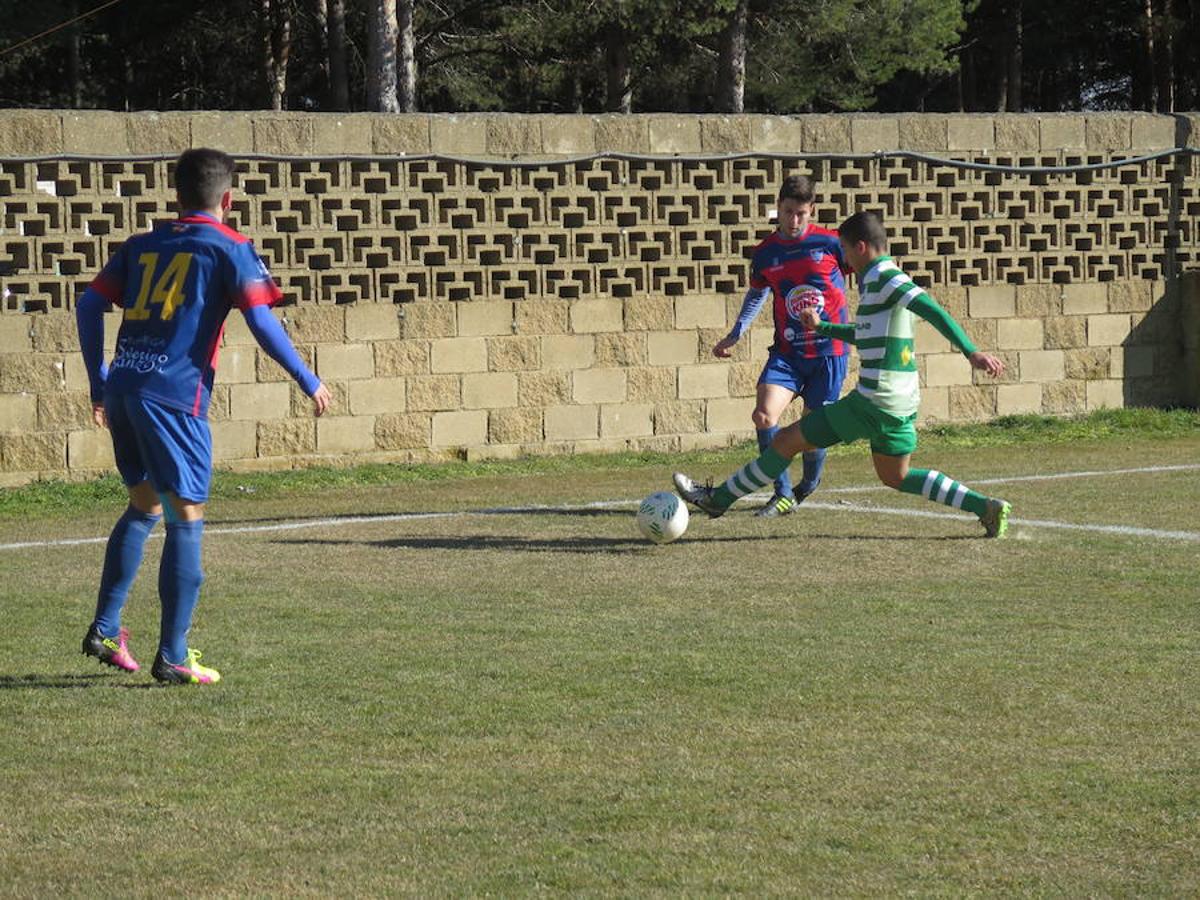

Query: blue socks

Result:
[798,448,827,500]
[93,506,161,637]
[756,426,793,499]
[158,520,205,664]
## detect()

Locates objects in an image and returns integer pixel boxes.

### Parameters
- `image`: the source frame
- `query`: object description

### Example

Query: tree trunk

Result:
[1141,0,1158,110]
[329,0,350,110]
[368,0,400,112]
[68,0,82,108]
[313,0,330,106]
[715,0,748,113]
[398,0,417,112]
[1156,0,1176,111]
[1006,1,1022,112]
[604,24,631,113]
[260,0,292,111]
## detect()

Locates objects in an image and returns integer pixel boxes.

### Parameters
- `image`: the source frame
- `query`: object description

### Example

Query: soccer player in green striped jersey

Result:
[674,210,1012,537]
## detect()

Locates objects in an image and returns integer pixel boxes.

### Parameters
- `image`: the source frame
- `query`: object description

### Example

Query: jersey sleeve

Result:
[815,322,858,344]
[87,243,129,306]
[243,304,321,396]
[907,293,978,356]
[727,286,771,340]
[228,242,284,311]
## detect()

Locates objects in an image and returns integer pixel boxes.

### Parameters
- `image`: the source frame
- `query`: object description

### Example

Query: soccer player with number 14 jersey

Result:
[675,210,1012,538]
[77,148,332,684]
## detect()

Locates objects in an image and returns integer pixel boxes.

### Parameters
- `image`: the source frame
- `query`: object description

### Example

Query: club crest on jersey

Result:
[809,249,825,263]
[785,286,825,319]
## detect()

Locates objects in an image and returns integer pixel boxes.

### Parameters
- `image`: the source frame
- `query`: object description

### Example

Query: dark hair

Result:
[778,174,815,205]
[174,148,235,210]
[839,211,888,250]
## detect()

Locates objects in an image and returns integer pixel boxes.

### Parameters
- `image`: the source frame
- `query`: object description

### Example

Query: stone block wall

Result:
[0,111,1196,484]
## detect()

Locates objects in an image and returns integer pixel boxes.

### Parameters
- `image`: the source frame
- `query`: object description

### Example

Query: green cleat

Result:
[980,498,1011,538]
[754,492,796,518]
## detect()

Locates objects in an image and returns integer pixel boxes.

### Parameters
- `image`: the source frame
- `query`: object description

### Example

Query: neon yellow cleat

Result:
[151,648,221,685]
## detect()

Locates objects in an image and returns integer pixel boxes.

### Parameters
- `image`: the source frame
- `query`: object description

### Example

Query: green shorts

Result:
[800,390,918,457]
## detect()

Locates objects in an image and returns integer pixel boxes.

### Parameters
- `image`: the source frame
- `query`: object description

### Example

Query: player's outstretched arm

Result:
[242,304,330,416]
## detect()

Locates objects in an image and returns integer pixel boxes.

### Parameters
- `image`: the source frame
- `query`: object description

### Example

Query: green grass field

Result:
[2,411,1198,895]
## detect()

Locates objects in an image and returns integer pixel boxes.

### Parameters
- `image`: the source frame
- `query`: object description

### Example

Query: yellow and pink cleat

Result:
[82,625,140,673]
[151,648,221,685]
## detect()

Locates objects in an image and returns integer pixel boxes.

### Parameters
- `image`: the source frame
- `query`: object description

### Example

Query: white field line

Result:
[817,462,1200,494]
[2,464,1198,552]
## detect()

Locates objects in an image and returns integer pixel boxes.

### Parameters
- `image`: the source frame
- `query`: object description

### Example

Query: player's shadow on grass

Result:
[276,530,976,554]
[0,673,159,690]
[210,507,632,527]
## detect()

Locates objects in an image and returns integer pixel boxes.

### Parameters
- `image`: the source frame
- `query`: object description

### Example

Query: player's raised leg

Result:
[674,417,819,518]
[873,453,1011,538]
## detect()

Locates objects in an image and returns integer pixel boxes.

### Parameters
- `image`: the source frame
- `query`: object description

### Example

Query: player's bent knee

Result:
[751,409,778,430]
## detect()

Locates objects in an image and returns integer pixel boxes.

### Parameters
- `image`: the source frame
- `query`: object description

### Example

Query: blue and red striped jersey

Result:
[749,225,849,358]
[89,212,282,417]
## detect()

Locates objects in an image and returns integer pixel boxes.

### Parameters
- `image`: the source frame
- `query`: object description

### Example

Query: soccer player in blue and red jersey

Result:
[712,175,850,517]
[76,148,331,685]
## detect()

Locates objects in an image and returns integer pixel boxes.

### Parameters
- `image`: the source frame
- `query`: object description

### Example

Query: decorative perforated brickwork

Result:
[0,112,1196,484]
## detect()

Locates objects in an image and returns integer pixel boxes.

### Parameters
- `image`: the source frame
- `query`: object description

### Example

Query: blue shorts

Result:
[106,393,213,503]
[758,353,848,408]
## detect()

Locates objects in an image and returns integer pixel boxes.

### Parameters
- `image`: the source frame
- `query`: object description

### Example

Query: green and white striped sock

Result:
[899,468,988,517]
[712,447,791,509]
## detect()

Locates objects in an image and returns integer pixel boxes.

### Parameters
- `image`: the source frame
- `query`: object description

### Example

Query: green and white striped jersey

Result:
[816,256,976,417]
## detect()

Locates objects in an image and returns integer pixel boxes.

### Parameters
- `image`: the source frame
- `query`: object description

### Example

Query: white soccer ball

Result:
[636,491,689,544]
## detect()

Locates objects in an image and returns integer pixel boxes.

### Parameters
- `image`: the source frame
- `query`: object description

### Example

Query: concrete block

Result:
[948,116,995,151]
[594,116,649,152]
[312,114,373,154]
[229,382,291,420]
[485,115,542,155]
[190,113,254,153]
[318,415,376,453]
[348,377,407,415]
[601,403,654,439]
[375,340,430,376]
[519,371,570,406]
[458,301,514,336]
[317,343,374,380]
[850,116,900,152]
[544,405,598,441]
[541,115,595,154]
[968,285,1016,318]
[376,412,431,450]
[648,116,701,153]
[345,303,401,341]
[700,116,751,153]
[0,393,37,431]
[211,420,257,461]
[1086,380,1126,410]
[996,383,1043,415]
[1039,115,1086,151]
[373,115,432,153]
[570,299,623,333]
[37,393,91,429]
[430,114,488,155]
[994,116,1040,151]
[0,317,32,353]
[1131,114,1176,149]
[64,112,132,154]
[67,429,111,469]
[489,408,542,444]
[997,318,1044,350]
[678,364,729,399]
[516,299,569,335]
[463,372,518,409]
[285,306,344,343]
[647,331,698,366]
[407,375,460,411]
[705,397,753,433]
[542,334,594,369]
[430,337,488,373]
[898,115,948,151]
[252,115,315,154]
[675,295,726,329]
[627,367,676,403]
[804,116,853,151]
[488,336,541,371]
[624,296,675,331]
[1043,317,1087,349]
[432,409,487,447]
[1087,314,1132,347]
[1086,115,1131,150]
[594,333,646,366]
[401,302,456,339]
[1019,349,1066,383]
[573,368,626,403]
[218,346,257,384]
[258,419,316,456]
[1061,284,1108,315]
[925,353,974,387]
[751,116,804,153]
